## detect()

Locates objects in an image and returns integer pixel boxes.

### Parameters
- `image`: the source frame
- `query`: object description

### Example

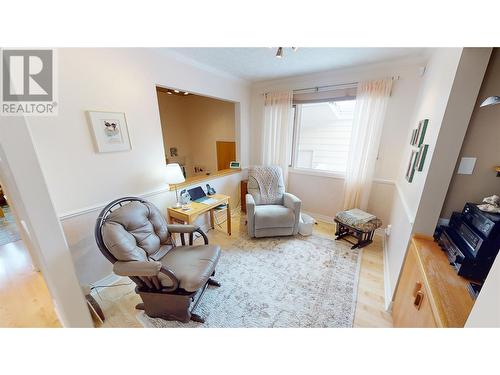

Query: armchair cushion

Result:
[113,260,162,277]
[102,201,171,261]
[254,205,295,230]
[158,244,221,292]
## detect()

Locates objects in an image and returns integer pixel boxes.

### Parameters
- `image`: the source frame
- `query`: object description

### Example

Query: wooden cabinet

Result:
[240,179,248,213]
[393,235,474,328]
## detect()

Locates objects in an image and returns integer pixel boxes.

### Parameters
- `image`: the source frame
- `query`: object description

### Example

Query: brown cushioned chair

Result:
[94,197,221,323]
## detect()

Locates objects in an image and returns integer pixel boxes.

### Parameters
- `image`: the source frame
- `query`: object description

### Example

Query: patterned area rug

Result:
[0,205,21,246]
[137,233,362,328]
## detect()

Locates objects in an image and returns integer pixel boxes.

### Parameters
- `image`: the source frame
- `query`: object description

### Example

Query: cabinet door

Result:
[393,245,437,327]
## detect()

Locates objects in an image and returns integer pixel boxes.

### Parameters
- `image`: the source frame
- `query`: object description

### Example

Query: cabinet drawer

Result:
[393,243,437,327]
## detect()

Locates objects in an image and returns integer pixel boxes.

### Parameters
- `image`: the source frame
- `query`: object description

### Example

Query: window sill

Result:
[288,168,345,180]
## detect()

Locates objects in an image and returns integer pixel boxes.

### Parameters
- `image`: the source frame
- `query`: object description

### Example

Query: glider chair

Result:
[95,197,221,323]
[246,166,301,238]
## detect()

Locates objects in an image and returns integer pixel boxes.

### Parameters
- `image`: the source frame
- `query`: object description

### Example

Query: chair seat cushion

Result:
[158,244,221,292]
[254,205,295,230]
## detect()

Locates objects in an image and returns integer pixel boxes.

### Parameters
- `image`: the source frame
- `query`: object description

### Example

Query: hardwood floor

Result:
[0,240,60,327]
[96,213,393,328]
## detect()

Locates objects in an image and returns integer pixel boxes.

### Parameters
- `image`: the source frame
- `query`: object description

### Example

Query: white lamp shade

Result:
[164,163,185,184]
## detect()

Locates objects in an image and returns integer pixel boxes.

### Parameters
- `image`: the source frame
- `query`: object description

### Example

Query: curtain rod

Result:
[263,75,400,96]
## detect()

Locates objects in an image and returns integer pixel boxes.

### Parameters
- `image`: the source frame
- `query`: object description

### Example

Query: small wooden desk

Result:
[167,193,231,235]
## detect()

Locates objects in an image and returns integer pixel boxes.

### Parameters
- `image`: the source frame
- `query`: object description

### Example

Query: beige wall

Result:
[441,48,500,218]
[157,91,236,177]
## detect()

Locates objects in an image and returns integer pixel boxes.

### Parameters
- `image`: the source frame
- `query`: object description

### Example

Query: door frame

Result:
[0,117,93,327]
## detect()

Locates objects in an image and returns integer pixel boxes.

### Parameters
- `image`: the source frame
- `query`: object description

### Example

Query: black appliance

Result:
[435,202,500,282]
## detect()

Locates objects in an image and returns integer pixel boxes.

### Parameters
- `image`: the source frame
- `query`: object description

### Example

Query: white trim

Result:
[289,167,345,180]
[382,231,393,311]
[156,49,250,85]
[89,273,122,292]
[59,187,171,221]
[394,181,415,224]
[301,210,335,223]
[289,168,395,187]
[372,178,395,186]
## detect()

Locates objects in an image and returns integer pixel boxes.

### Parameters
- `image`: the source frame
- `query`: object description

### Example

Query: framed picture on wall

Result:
[87,111,132,153]
[416,119,429,146]
[416,144,429,171]
[410,129,417,145]
[405,149,418,183]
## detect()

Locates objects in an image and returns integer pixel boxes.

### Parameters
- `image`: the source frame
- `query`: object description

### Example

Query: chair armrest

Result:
[246,194,256,237]
[167,224,198,233]
[167,224,208,245]
[113,260,162,277]
[284,193,301,235]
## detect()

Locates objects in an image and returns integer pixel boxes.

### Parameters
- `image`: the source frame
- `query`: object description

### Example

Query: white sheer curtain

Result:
[343,79,393,210]
[261,91,293,183]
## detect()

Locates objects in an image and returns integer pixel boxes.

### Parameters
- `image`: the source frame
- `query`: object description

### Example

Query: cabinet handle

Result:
[414,290,424,310]
[413,282,422,297]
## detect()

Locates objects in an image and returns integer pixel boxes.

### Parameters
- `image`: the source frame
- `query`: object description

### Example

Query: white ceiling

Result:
[168,47,428,82]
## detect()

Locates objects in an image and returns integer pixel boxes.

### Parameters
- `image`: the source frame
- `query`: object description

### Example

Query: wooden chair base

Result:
[334,220,375,249]
[136,278,221,323]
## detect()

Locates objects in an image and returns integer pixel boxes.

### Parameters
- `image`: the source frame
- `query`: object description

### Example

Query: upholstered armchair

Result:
[246,166,301,238]
[94,197,221,323]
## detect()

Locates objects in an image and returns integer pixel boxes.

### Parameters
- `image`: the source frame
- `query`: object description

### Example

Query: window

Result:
[291,99,356,174]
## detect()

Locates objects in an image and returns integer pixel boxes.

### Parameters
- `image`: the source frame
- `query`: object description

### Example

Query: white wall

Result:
[250,57,428,224]
[24,48,251,286]
[385,48,492,301]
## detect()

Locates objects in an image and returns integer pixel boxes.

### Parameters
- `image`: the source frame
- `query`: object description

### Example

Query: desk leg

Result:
[209,209,215,230]
[227,198,231,236]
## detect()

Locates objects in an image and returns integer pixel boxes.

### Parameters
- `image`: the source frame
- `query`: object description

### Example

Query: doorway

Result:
[0,174,60,327]
[0,181,22,246]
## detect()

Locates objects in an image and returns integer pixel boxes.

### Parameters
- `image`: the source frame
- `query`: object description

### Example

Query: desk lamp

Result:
[165,163,185,208]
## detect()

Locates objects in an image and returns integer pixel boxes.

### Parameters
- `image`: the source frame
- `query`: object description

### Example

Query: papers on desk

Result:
[199,198,219,205]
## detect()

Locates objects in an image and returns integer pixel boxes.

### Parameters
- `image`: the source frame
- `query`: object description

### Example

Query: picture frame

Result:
[87,111,131,153]
[405,149,418,183]
[410,129,418,145]
[416,119,429,147]
[416,144,429,171]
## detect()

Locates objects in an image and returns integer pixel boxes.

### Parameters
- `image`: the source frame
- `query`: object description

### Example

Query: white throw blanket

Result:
[249,166,283,205]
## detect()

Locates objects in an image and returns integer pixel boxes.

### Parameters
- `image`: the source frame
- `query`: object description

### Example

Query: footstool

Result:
[334,209,382,249]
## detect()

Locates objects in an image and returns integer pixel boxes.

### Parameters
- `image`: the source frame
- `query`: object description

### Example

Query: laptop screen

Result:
[188,186,206,201]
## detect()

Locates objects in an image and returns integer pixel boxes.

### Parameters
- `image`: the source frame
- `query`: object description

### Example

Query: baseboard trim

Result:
[89,273,122,295]
[382,232,393,311]
[301,210,334,224]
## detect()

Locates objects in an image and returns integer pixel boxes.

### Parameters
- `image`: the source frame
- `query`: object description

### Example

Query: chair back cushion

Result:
[101,201,172,262]
[248,166,285,205]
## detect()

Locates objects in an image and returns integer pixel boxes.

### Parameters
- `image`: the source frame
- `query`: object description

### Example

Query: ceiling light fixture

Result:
[480,96,500,107]
[184,92,189,95]
[174,90,180,93]
[167,91,172,95]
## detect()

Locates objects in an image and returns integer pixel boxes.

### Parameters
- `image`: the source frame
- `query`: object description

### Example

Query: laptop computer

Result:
[187,186,218,205]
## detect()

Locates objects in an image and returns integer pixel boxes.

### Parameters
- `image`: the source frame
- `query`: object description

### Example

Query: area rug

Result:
[0,205,21,246]
[137,233,362,328]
